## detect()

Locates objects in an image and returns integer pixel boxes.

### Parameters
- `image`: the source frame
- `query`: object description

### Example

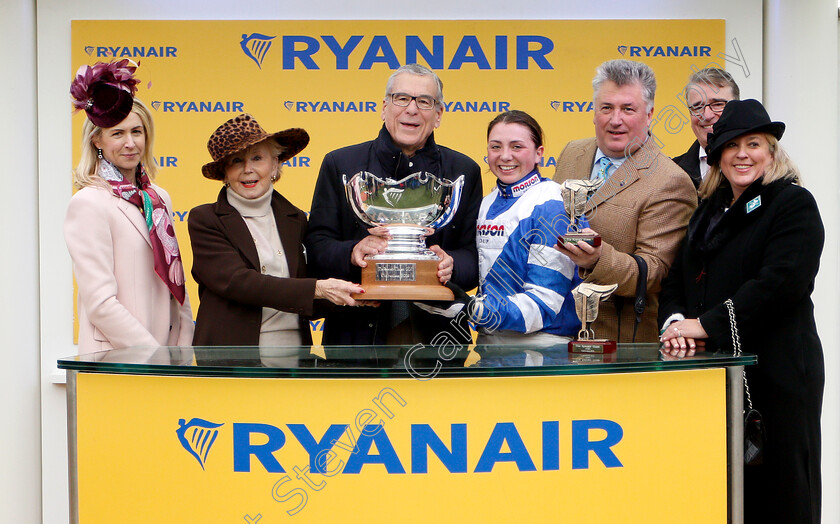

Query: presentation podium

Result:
[59,344,754,523]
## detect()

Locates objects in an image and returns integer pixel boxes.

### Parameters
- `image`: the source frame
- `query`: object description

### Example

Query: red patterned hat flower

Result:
[70,59,141,128]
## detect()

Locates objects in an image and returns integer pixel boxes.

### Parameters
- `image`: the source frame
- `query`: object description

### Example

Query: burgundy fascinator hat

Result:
[70,59,140,128]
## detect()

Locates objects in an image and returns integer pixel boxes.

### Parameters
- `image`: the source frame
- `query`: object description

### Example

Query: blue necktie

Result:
[597,156,613,181]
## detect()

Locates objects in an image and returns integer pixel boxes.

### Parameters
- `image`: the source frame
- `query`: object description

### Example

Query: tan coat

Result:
[64,185,194,353]
[553,137,697,342]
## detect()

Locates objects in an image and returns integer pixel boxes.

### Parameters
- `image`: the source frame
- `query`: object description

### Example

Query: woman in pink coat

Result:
[64,60,193,353]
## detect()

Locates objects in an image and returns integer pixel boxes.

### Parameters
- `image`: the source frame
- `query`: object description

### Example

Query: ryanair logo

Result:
[551,101,593,112]
[177,418,224,470]
[443,101,510,113]
[618,44,712,58]
[382,188,405,207]
[150,101,245,113]
[240,33,276,69]
[284,101,378,112]
[233,33,554,70]
[84,45,177,58]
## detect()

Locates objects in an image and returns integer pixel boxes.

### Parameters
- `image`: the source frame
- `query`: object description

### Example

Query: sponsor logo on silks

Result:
[510,174,540,197]
[477,224,505,237]
[284,101,378,112]
[621,45,712,58]
[151,101,245,113]
[240,33,276,69]
[84,45,177,58]
[443,101,510,113]
[551,101,593,112]
[177,418,224,470]
[746,195,761,214]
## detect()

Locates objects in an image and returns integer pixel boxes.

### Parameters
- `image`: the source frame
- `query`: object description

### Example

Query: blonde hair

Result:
[72,98,157,189]
[221,139,286,183]
[698,133,800,200]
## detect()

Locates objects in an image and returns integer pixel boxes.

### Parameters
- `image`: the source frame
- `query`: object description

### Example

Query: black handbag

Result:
[725,299,765,466]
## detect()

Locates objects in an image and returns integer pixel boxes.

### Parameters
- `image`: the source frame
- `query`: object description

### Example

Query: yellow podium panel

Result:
[75,369,726,522]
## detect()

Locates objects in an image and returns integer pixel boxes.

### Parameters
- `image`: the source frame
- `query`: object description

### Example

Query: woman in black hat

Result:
[658,99,824,522]
[188,114,367,347]
[64,60,194,353]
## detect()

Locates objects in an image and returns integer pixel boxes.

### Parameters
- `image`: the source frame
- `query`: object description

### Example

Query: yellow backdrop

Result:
[71,20,725,343]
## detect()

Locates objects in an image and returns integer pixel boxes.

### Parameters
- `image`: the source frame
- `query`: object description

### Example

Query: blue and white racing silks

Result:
[475,171,583,336]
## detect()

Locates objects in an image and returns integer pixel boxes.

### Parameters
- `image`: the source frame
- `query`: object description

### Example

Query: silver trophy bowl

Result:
[344,171,464,260]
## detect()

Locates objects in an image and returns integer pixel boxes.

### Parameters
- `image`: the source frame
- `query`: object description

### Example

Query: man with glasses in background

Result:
[673,67,740,189]
[305,63,482,345]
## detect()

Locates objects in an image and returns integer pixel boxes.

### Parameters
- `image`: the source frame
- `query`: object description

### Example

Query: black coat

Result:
[672,139,703,189]
[304,125,482,346]
[659,177,824,523]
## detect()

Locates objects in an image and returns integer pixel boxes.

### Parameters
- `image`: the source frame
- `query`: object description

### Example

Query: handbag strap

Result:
[725,299,754,411]
[614,254,648,343]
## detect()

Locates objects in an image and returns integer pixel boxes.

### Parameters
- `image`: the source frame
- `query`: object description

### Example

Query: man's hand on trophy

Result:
[430,245,453,283]
[351,233,389,267]
[555,227,603,269]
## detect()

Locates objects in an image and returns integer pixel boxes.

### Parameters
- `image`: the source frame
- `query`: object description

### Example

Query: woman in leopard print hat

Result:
[189,114,369,347]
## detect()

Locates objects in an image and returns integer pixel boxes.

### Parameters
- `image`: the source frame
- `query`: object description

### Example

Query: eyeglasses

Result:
[388,93,438,111]
[688,100,728,117]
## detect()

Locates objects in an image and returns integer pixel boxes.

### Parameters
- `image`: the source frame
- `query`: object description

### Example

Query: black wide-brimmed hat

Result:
[202,114,310,180]
[706,99,785,164]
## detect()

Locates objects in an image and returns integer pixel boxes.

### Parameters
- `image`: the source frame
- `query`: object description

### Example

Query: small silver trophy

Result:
[344,171,464,300]
[569,282,618,354]
[559,179,602,247]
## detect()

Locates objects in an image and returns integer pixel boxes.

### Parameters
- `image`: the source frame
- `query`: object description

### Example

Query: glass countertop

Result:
[58,343,755,379]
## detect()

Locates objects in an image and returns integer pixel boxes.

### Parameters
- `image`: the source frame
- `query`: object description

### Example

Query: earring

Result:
[224,181,230,188]
[270,174,278,182]
[97,148,103,159]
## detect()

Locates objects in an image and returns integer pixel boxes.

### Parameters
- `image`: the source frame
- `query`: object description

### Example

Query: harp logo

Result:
[177,418,224,470]
[241,33,276,69]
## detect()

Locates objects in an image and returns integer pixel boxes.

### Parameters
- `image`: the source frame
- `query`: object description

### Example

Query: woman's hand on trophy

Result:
[351,234,389,267]
[555,228,603,269]
[314,278,374,307]
[430,245,453,283]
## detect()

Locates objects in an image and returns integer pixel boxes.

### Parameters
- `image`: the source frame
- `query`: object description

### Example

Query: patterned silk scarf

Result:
[99,159,187,304]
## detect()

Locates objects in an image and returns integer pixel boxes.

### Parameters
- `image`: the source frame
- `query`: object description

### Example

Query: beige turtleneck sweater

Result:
[226,187,303,347]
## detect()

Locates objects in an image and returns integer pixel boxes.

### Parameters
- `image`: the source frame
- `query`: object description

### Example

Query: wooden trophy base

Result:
[568,339,617,354]
[352,258,454,301]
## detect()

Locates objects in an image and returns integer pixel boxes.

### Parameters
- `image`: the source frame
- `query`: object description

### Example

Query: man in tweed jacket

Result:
[554,60,697,342]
